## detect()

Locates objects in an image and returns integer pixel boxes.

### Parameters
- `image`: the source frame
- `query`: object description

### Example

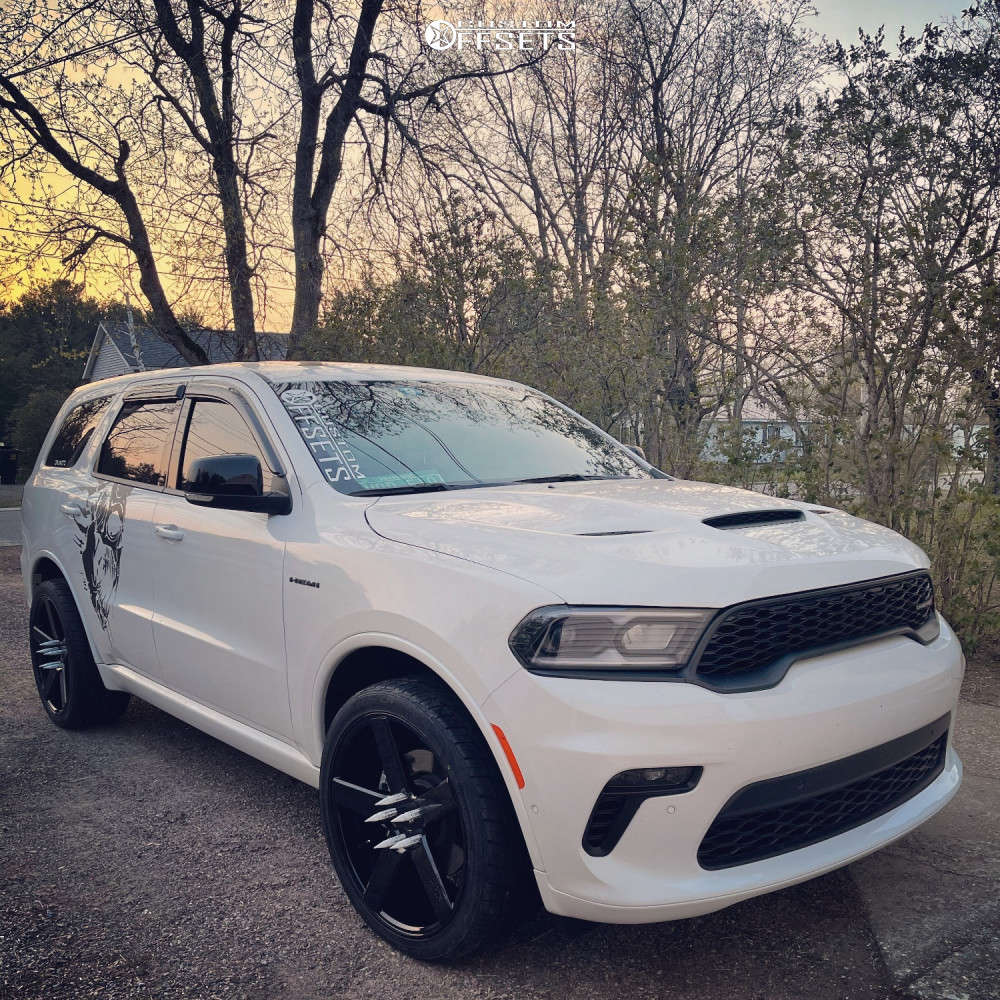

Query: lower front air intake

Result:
[698,714,949,869]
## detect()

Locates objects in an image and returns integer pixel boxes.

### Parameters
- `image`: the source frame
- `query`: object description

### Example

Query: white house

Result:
[82,320,288,382]
[702,399,807,462]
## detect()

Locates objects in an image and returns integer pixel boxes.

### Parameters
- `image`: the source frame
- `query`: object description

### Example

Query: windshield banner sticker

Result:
[279,385,365,483]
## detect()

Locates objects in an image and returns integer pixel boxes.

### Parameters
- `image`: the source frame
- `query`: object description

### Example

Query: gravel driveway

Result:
[2,545,998,1000]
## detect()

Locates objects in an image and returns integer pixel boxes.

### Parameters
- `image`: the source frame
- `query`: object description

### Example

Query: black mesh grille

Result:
[693,572,935,684]
[698,724,948,870]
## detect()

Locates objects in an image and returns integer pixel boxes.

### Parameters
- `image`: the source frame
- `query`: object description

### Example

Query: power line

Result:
[0,198,296,250]
[0,226,297,291]
[4,28,151,80]
[0,199,415,265]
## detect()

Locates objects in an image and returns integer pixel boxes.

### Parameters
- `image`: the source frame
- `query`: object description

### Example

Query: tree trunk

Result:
[289,221,324,357]
[215,157,258,359]
[119,186,209,365]
[287,0,386,358]
[0,72,208,366]
[149,0,258,360]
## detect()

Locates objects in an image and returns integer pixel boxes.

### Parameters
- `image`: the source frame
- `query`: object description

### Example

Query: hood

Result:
[365,479,929,607]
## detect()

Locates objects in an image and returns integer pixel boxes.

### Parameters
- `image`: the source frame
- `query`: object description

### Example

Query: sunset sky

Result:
[0,0,973,331]
[812,0,966,42]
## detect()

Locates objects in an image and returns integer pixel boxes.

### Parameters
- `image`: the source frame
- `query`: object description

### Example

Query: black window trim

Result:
[92,388,186,493]
[163,381,292,508]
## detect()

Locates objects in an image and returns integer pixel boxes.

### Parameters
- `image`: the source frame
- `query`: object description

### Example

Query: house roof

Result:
[83,320,289,381]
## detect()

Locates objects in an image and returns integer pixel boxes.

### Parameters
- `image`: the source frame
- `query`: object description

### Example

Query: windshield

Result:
[268,377,661,496]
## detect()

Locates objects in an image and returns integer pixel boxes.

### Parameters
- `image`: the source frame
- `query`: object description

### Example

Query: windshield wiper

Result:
[353,473,610,495]
[351,482,454,497]
[509,474,607,485]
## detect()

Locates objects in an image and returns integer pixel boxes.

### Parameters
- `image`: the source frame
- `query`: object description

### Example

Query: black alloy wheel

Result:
[29,578,130,729]
[331,713,464,933]
[30,591,70,716]
[320,677,528,961]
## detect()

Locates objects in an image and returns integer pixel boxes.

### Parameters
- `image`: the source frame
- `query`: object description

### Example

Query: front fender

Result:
[301,628,545,870]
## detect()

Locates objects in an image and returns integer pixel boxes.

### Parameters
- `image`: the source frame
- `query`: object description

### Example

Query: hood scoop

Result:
[703,509,805,530]
[576,529,652,537]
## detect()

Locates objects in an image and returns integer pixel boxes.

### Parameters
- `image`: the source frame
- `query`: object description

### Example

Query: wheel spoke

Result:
[333,708,466,937]
[411,836,454,923]
[40,667,59,701]
[32,624,54,643]
[44,600,60,641]
[363,850,405,912]
[418,778,456,818]
[57,668,68,708]
[370,717,410,793]
[331,777,383,816]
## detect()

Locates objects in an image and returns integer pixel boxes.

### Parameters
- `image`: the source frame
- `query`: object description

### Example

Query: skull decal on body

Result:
[72,482,129,632]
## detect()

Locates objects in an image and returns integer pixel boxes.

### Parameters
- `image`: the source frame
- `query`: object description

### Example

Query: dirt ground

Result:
[1,543,998,1000]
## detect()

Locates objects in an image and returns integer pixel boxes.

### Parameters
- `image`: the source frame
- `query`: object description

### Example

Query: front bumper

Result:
[484,615,965,923]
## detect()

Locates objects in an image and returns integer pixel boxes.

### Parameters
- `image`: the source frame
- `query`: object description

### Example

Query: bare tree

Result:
[611,0,816,470]
[441,2,632,300]
[0,1,209,362]
[0,0,291,360]
[783,24,1000,522]
[135,0,276,357]
[286,0,540,353]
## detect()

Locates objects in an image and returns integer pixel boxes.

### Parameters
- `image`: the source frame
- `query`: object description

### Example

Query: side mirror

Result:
[626,444,647,461]
[183,454,291,515]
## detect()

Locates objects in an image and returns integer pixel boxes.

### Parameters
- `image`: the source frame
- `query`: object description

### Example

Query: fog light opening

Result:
[606,765,701,793]
[582,765,703,856]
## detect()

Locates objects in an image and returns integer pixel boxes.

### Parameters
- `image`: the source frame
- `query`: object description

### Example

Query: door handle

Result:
[154,524,185,542]
[60,502,84,517]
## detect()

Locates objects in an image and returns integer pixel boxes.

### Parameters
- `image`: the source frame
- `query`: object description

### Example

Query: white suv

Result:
[20,362,964,960]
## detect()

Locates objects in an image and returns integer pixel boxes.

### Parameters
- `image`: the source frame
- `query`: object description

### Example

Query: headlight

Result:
[509,606,712,676]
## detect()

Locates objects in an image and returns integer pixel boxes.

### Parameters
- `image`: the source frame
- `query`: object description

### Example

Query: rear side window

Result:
[44,396,112,468]
[97,400,182,487]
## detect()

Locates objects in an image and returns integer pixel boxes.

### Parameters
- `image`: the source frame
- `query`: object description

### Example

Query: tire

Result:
[29,578,131,729]
[319,676,529,961]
